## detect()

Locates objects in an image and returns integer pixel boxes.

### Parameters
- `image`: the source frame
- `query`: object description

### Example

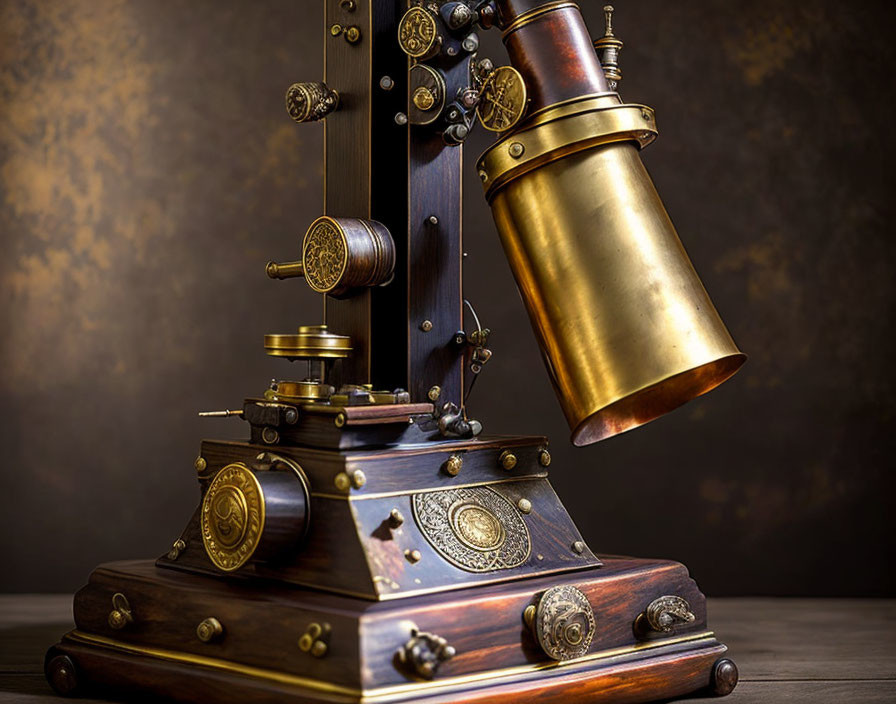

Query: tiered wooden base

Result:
[45,558,737,703]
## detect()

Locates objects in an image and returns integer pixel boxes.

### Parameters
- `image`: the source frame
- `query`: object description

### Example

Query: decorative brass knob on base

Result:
[107,593,133,630]
[196,617,224,643]
[525,585,596,661]
[634,595,696,636]
[285,82,339,123]
[396,626,456,679]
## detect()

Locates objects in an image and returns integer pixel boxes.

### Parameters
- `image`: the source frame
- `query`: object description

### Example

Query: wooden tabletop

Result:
[1,596,893,703]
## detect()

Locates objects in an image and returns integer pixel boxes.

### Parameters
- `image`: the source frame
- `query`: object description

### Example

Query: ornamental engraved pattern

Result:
[201,463,264,572]
[535,585,596,661]
[412,487,530,572]
[302,220,346,293]
[398,7,437,58]
[477,66,527,132]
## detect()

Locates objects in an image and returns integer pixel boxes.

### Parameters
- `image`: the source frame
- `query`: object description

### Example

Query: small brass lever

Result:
[266,260,305,280]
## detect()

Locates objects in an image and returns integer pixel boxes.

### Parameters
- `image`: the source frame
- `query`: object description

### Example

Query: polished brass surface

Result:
[413,87,435,111]
[412,487,531,572]
[499,450,517,470]
[397,6,439,59]
[107,593,133,630]
[533,585,596,661]
[443,454,463,476]
[479,96,744,445]
[193,456,206,473]
[263,324,352,360]
[477,66,528,132]
[408,64,446,126]
[333,472,351,491]
[265,260,305,280]
[427,385,441,401]
[285,82,339,123]
[500,1,580,39]
[200,463,265,572]
[196,617,224,643]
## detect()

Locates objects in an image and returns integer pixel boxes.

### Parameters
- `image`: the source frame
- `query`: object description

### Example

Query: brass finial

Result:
[594,5,623,91]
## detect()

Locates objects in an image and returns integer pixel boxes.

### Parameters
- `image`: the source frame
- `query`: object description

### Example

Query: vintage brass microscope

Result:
[46,2,745,702]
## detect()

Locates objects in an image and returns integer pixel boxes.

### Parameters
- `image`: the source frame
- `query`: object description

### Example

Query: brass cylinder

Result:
[479,102,744,445]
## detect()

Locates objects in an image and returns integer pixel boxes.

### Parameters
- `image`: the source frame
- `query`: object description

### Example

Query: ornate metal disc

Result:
[412,487,530,572]
[201,463,265,572]
[398,6,439,59]
[534,585,596,660]
[302,217,348,294]
[476,66,528,132]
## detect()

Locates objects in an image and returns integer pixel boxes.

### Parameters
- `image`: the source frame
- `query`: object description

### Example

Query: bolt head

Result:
[420,319,433,332]
[572,540,586,554]
[334,472,351,491]
[427,385,441,401]
[517,498,532,514]
[194,456,207,472]
[538,449,552,467]
[351,469,367,489]
[509,142,525,158]
[379,75,394,90]
[500,450,517,471]
[444,455,463,476]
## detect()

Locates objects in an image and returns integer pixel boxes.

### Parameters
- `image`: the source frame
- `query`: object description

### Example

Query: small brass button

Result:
[196,617,224,643]
[517,498,532,514]
[499,450,517,471]
[405,549,422,563]
[538,448,552,467]
[389,508,405,527]
[427,385,441,401]
[334,472,351,491]
[351,469,367,489]
[443,454,463,476]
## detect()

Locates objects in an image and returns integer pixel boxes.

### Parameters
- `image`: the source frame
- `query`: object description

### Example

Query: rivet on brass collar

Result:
[499,450,517,471]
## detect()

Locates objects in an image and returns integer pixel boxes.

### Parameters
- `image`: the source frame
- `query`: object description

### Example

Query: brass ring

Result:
[501,1,580,39]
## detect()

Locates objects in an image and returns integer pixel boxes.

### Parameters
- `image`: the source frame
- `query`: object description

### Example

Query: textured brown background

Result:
[1,0,893,596]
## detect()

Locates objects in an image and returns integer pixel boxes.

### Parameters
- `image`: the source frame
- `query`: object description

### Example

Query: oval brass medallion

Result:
[201,463,265,572]
[412,487,530,572]
[534,585,596,661]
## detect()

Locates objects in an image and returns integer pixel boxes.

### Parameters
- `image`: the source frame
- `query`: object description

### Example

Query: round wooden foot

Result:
[45,650,81,697]
[710,657,739,696]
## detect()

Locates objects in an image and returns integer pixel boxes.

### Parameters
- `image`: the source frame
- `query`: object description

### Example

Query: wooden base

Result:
[45,558,737,703]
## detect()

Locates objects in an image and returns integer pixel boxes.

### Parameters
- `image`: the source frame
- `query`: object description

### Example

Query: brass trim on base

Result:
[63,629,718,702]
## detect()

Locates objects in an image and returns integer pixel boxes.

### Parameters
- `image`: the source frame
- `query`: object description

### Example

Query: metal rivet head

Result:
[427,215,439,225]
[194,456,207,472]
[509,142,525,158]
[499,450,517,471]
[478,170,488,182]
[298,633,313,651]
[420,320,433,332]
[572,540,586,554]
[261,426,279,444]
[523,604,536,628]
[427,385,441,401]
[405,549,422,563]
[538,448,552,467]
[330,23,343,36]
[334,413,346,428]
[351,469,366,489]
[395,112,408,125]
[443,455,463,476]
[344,26,361,43]
[641,109,652,121]
[389,508,405,527]
[413,86,436,111]
[517,498,532,514]
[196,617,224,643]
[334,472,351,491]
[311,640,328,657]
[379,75,394,90]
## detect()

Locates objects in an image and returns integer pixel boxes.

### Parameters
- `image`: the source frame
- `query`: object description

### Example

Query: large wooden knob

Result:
[285,82,339,122]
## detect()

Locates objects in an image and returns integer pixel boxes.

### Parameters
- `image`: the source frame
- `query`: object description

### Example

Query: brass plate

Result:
[302,217,348,294]
[535,585,596,661]
[476,66,527,132]
[412,487,530,572]
[201,463,265,572]
[398,6,438,59]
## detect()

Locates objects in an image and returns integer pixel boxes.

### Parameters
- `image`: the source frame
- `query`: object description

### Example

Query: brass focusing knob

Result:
[286,82,339,123]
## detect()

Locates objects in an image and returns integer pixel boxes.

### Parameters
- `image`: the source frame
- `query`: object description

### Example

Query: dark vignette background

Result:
[1,0,894,596]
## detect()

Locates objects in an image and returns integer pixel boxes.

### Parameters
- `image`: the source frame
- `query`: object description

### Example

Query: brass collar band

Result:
[264,324,352,359]
[501,1,580,39]
[476,97,658,201]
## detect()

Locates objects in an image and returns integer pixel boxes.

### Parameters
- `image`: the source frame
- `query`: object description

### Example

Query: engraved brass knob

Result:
[286,81,339,123]
[107,593,133,630]
[443,454,463,476]
[499,450,517,470]
[196,617,224,643]
[527,585,596,661]
[396,626,456,679]
[634,595,696,636]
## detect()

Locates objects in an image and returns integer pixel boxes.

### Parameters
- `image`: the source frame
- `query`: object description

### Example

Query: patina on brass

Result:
[478,94,745,446]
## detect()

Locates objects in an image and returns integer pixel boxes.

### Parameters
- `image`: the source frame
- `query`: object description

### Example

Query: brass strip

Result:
[310,473,549,501]
[501,1,579,39]
[65,629,717,701]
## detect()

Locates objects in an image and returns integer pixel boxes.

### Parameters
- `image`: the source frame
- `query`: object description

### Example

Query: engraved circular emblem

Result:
[534,585,596,661]
[398,6,438,58]
[412,487,530,572]
[476,66,528,132]
[450,503,505,551]
[201,463,265,572]
[302,218,347,293]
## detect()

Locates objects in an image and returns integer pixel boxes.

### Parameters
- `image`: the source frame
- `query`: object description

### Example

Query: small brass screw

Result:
[443,454,463,476]
[500,450,517,471]
[420,320,433,332]
[509,142,525,158]
[572,540,586,554]
[351,469,367,489]
[334,472,351,491]
[334,412,346,428]
[538,448,552,467]
[196,617,224,643]
[311,640,328,657]
[517,498,532,514]
[344,26,361,43]
[194,456,207,472]
[389,508,405,527]
[523,605,536,628]
[427,385,441,401]
[405,549,422,563]
[330,23,343,36]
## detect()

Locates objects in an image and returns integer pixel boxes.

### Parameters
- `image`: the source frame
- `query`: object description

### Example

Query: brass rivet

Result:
[196,617,224,643]
[395,112,409,126]
[427,385,441,401]
[499,450,517,471]
[351,469,366,489]
[420,320,433,332]
[478,170,488,182]
[389,508,405,527]
[261,426,279,444]
[298,633,313,652]
[311,640,328,657]
[380,75,394,91]
[572,540,586,554]
[523,605,536,628]
[509,142,525,158]
[194,456,207,472]
[443,454,463,476]
[307,623,322,639]
[334,472,351,491]
[517,498,532,514]
[344,25,361,43]
[413,86,436,111]
[330,23,343,36]
[334,413,346,428]
[538,448,552,467]
[405,549,422,563]
[641,109,652,121]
